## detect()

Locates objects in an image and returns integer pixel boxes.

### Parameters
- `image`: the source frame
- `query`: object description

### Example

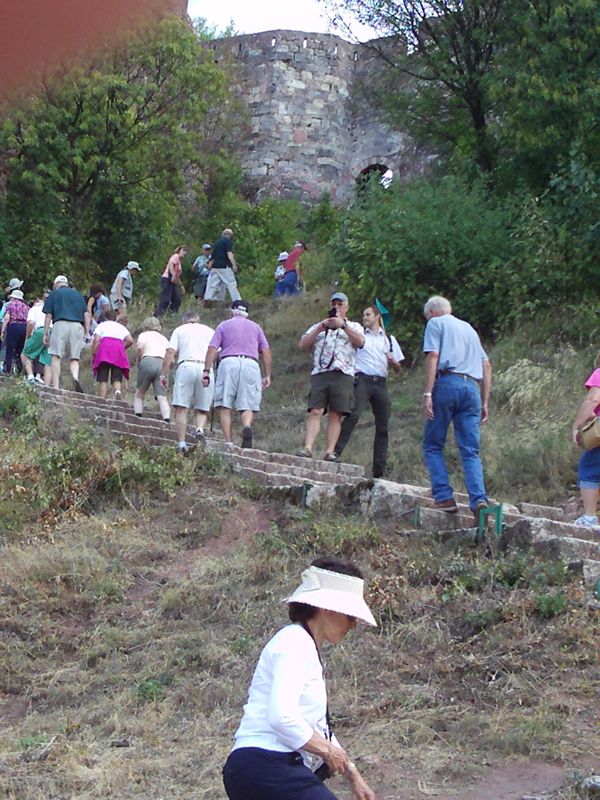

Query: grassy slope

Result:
[1,292,599,799]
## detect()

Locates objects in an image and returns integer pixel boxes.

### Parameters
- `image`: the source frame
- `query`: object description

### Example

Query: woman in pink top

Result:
[156,245,186,317]
[572,355,600,530]
[1,289,30,374]
[91,309,133,400]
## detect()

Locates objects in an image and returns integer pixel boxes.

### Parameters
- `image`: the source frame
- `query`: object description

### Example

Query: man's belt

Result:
[178,359,204,365]
[222,354,259,363]
[355,372,387,383]
[437,370,480,384]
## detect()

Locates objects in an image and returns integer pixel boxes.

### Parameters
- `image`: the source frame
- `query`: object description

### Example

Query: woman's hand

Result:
[346,765,376,800]
[323,743,350,775]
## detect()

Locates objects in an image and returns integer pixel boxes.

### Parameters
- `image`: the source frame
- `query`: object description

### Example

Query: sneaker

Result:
[195,428,206,445]
[162,417,171,424]
[323,453,338,462]
[72,378,84,394]
[114,390,122,401]
[574,515,600,529]
[34,375,45,385]
[26,375,35,384]
[177,443,195,455]
[434,498,458,513]
[241,426,253,448]
[296,447,313,459]
[135,412,142,418]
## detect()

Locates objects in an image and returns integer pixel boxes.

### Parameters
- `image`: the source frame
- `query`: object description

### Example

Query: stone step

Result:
[209,442,365,478]
[216,450,363,486]
[231,464,330,488]
[517,501,565,520]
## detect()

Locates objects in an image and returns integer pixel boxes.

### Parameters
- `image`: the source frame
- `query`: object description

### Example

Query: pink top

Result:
[284,246,302,273]
[92,338,130,378]
[209,316,270,360]
[162,253,182,280]
[5,298,29,323]
[584,368,600,416]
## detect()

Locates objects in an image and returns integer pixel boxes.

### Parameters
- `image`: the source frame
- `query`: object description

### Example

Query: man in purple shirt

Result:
[203,299,272,448]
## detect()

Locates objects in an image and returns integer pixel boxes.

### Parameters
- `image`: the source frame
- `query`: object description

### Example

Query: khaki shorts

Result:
[214,356,262,411]
[137,356,166,397]
[172,362,214,410]
[307,370,354,414]
[48,320,84,360]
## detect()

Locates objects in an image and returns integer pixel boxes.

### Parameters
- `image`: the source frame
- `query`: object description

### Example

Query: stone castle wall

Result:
[212,30,431,203]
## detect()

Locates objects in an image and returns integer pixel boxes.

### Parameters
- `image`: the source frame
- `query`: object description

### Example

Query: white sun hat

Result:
[278,251,289,262]
[284,565,377,626]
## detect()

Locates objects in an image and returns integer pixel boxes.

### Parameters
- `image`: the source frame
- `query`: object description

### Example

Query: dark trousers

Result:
[335,373,391,477]
[155,277,181,316]
[223,748,338,800]
[4,322,27,374]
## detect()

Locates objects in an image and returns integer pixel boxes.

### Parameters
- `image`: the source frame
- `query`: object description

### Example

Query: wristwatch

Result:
[342,320,348,329]
[423,392,432,397]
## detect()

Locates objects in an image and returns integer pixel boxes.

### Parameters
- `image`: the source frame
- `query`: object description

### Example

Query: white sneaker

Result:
[574,515,600,530]
[26,375,35,384]
[34,375,45,385]
[195,428,206,444]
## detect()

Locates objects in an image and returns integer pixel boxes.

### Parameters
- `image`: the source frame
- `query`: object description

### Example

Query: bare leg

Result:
[240,410,254,428]
[157,396,170,421]
[194,410,208,431]
[324,411,343,456]
[219,408,233,442]
[134,391,145,415]
[97,381,108,399]
[304,408,324,451]
[21,355,34,378]
[43,365,51,385]
[112,380,122,398]
[50,355,61,389]
[175,406,188,442]
[69,359,80,381]
[581,487,599,516]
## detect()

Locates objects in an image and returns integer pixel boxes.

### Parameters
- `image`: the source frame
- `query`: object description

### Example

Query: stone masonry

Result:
[211,30,432,203]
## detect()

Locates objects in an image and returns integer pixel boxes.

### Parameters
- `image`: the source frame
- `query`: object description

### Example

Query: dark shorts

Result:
[96,363,124,383]
[223,748,338,800]
[307,370,354,414]
[578,447,600,488]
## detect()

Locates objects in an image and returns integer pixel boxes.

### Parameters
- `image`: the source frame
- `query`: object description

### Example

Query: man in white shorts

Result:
[160,309,215,452]
[203,299,271,448]
[203,228,241,304]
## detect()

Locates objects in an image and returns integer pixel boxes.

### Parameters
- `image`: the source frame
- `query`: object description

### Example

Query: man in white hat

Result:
[43,275,90,391]
[273,250,288,292]
[275,240,307,296]
[109,260,141,312]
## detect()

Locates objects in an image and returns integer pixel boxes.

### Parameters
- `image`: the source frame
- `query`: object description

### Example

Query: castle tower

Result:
[212,30,430,203]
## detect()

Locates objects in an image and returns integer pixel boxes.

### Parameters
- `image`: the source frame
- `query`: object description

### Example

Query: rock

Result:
[579,775,600,797]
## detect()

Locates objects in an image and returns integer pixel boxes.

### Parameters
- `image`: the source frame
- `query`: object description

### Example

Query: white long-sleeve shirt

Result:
[233,624,339,769]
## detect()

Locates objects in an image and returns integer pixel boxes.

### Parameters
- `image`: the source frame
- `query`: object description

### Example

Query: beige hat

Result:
[284,565,376,626]
[9,289,24,300]
[53,275,69,286]
[5,278,23,292]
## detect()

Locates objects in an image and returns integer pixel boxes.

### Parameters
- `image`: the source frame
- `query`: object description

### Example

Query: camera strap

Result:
[301,622,333,740]
[317,329,339,373]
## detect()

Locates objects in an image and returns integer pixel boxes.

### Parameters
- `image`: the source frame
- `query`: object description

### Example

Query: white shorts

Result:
[204,268,241,302]
[172,362,214,410]
[214,356,262,411]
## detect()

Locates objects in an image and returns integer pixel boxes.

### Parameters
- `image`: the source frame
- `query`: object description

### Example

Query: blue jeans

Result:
[423,373,487,510]
[275,270,299,296]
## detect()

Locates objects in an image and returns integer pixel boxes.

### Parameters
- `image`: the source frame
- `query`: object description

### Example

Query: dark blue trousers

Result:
[223,748,338,800]
[155,277,181,316]
[4,322,27,373]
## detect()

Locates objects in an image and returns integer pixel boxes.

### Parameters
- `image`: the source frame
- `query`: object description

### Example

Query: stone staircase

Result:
[2,375,599,594]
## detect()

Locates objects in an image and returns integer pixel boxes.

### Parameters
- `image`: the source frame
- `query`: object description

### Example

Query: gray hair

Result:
[423,295,452,317]
[142,316,162,332]
[182,309,200,323]
[230,307,248,318]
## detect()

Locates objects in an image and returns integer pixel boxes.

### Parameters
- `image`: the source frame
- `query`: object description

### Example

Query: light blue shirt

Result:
[423,314,487,381]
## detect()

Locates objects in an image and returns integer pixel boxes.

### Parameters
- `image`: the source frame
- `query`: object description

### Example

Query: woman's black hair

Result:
[287,556,363,623]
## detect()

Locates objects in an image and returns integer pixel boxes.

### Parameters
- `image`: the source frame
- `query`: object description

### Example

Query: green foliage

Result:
[0,16,236,292]
[534,592,569,618]
[0,383,42,433]
[334,174,514,347]
[135,673,173,703]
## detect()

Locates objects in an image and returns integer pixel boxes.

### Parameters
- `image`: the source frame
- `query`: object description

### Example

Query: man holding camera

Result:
[297,291,365,461]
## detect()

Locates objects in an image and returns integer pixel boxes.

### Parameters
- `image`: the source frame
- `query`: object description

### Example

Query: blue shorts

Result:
[578,447,600,489]
[223,748,338,800]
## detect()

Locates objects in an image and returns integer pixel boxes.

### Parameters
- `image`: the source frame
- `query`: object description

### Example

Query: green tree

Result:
[0,16,236,291]
[325,0,511,174]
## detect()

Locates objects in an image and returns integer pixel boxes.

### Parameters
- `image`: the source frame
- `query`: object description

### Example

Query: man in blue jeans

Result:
[421,295,492,525]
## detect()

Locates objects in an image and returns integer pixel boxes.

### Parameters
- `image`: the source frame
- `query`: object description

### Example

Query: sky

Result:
[187,0,378,41]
